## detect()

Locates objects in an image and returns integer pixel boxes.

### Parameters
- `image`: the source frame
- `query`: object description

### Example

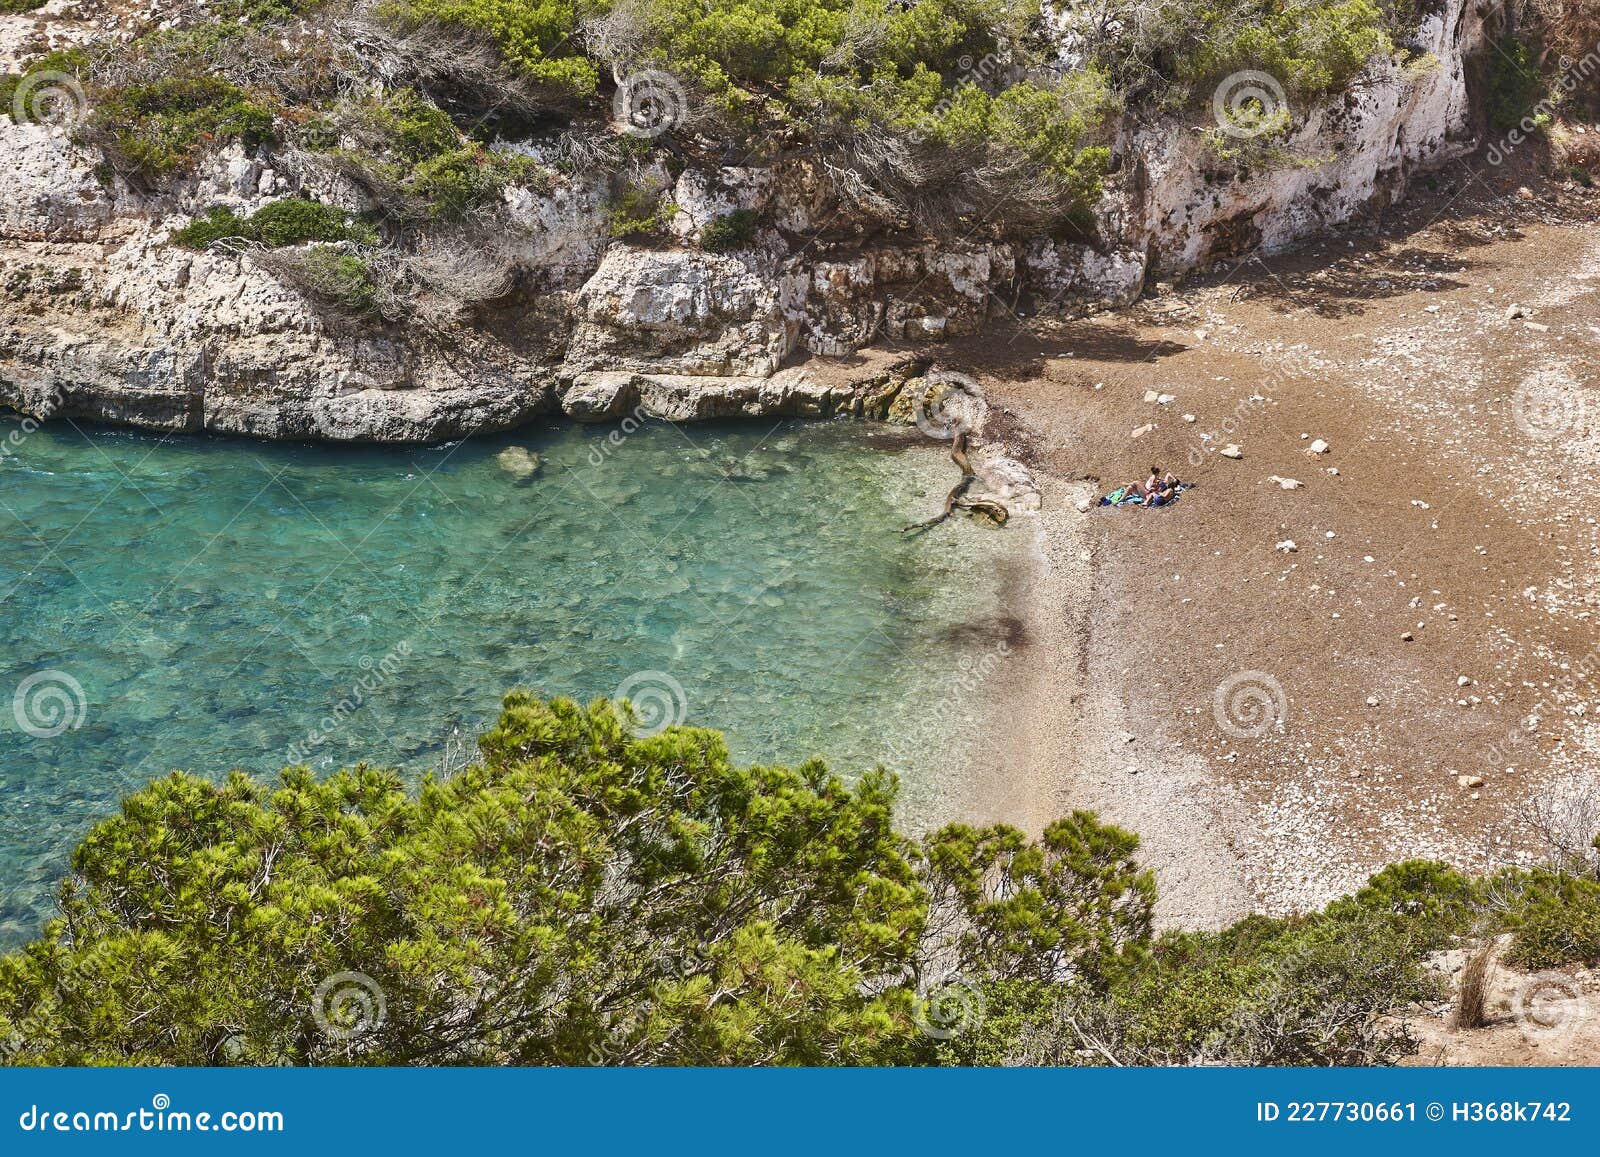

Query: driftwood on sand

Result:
[904,431,1009,533]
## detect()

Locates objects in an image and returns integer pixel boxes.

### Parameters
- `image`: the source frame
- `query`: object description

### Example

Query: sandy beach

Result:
[959,158,1600,926]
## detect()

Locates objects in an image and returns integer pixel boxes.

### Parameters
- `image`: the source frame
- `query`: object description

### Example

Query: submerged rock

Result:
[496,447,543,479]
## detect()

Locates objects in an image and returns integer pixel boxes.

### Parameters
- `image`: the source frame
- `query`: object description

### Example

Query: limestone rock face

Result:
[0,123,115,241]
[1121,1,1479,276]
[568,246,804,378]
[0,0,1485,441]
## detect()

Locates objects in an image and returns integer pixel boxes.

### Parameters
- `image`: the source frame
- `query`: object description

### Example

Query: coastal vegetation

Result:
[172,200,377,249]
[0,0,1438,241]
[1,695,1595,1066]
[2,0,1583,329]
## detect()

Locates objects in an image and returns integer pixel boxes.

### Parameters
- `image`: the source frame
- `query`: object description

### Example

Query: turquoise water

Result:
[0,417,1014,943]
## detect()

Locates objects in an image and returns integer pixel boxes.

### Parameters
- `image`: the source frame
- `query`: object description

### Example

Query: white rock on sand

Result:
[1220,444,1243,459]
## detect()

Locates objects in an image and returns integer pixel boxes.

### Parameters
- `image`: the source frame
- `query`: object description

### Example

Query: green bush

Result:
[698,209,759,252]
[0,695,1160,1066]
[172,200,376,249]
[0,48,90,123]
[378,0,597,98]
[1502,872,1600,969]
[606,182,676,239]
[313,90,551,219]
[1333,859,1480,932]
[0,0,47,15]
[1485,36,1548,132]
[1185,0,1392,98]
[938,877,1447,1068]
[276,246,382,314]
[89,75,276,177]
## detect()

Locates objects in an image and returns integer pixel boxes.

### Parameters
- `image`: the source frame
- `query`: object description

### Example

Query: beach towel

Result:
[1099,482,1193,509]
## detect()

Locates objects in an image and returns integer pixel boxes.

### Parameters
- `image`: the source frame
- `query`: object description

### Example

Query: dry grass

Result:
[1451,942,1495,1030]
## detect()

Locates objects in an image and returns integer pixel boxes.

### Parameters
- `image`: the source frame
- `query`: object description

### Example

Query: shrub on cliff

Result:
[376,0,598,99]
[86,75,277,179]
[699,208,760,251]
[256,245,396,318]
[172,200,377,250]
[0,48,91,124]
[308,89,552,220]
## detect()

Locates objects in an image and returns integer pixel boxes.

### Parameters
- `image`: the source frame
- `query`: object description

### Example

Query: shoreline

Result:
[957,159,1600,925]
[970,459,1257,929]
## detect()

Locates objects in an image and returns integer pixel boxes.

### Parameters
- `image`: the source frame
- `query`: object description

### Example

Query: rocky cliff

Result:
[0,0,1488,442]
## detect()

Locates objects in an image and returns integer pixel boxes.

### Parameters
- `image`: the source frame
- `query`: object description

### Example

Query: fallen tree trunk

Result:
[903,431,1009,533]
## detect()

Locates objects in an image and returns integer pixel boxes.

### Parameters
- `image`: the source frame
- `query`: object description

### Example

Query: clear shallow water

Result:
[0,417,1013,943]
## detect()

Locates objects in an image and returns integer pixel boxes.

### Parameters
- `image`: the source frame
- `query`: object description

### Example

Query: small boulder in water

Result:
[497,447,542,479]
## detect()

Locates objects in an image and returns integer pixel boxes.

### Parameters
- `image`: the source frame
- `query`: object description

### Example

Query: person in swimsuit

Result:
[1139,465,1180,506]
